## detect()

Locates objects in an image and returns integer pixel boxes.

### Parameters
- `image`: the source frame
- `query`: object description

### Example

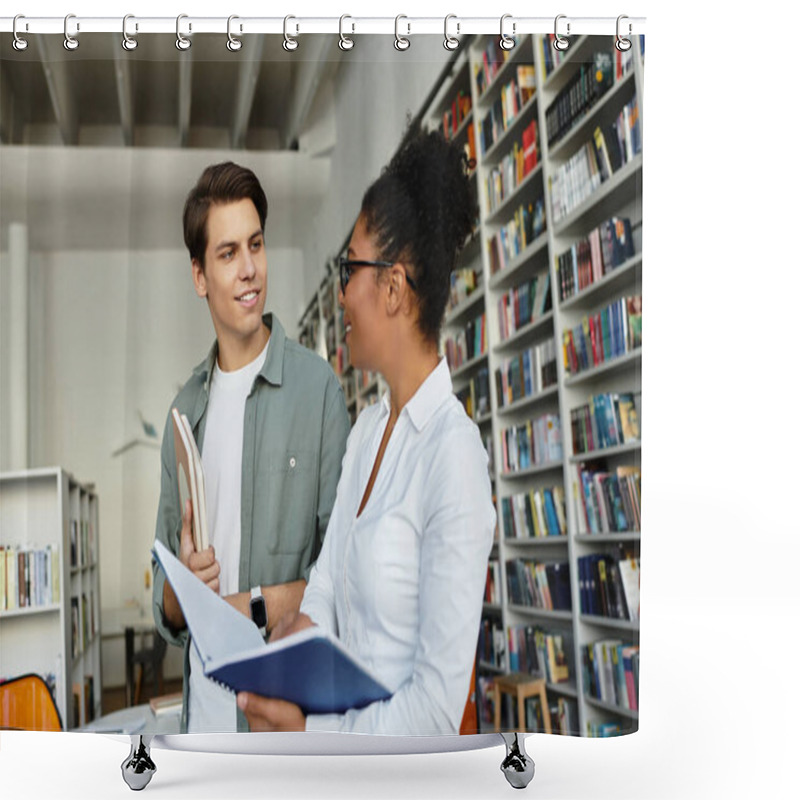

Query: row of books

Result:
[484,560,501,605]
[0,544,60,612]
[506,558,572,611]
[447,266,480,312]
[549,97,642,224]
[501,484,567,540]
[574,462,641,535]
[354,368,378,393]
[556,216,636,303]
[570,391,640,456]
[478,616,505,672]
[495,339,558,410]
[486,197,546,276]
[500,413,563,473]
[455,365,491,422]
[482,431,495,478]
[578,553,639,622]
[478,65,536,155]
[587,720,626,737]
[444,312,488,371]
[70,591,98,660]
[473,37,512,98]
[582,640,639,712]
[562,295,641,376]
[496,270,552,342]
[483,118,539,215]
[333,343,350,377]
[439,89,472,141]
[538,34,567,80]
[545,51,616,147]
[69,518,95,569]
[72,675,96,725]
[508,624,571,684]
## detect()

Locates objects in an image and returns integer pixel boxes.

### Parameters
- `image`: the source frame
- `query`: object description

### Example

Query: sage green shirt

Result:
[151,313,350,732]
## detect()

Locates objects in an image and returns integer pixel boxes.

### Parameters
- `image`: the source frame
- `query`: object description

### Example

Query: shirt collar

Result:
[381,357,453,433]
[194,312,286,390]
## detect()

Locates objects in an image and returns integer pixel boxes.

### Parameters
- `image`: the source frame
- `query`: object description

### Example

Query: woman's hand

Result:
[238,693,306,732]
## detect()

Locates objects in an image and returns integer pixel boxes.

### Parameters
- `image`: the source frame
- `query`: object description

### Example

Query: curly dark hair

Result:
[360,125,476,344]
[183,161,268,269]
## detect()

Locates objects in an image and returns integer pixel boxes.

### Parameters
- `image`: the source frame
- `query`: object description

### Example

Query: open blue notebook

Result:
[152,540,391,715]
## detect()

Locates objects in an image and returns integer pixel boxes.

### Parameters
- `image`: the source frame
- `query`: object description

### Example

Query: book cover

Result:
[152,540,391,715]
[171,407,209,552]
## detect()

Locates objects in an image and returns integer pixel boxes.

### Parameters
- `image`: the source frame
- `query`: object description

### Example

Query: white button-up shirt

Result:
[300,357,496,735]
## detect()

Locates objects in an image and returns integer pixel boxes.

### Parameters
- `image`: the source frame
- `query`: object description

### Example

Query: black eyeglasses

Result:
[338,256,417,294]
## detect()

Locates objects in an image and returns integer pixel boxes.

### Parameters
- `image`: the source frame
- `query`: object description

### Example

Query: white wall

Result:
[299,37,456,291]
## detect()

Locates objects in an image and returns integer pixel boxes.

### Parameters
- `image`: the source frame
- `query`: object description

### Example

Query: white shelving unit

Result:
[299,32,643,738]
[0,467,102,729]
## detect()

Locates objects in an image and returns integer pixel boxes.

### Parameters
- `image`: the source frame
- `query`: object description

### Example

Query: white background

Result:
[2,1,798,798]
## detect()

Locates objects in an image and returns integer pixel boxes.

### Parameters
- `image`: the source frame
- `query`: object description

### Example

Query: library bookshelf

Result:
[298,32,642,738]
[0,467,102,729]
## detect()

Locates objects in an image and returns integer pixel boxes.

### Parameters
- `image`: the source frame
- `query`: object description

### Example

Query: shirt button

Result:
[289,457,296,468]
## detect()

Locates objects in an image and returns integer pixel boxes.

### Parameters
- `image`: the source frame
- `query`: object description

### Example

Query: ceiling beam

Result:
[178,52,193,147]
[230,34,265,150]
[113,39,135,147]
[35,35,79,145]
[280,36,340,149]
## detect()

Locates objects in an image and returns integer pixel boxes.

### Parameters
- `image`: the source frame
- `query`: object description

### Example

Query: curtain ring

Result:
[339,15,354,51]
[63,13,79,51]
[283,15,299,51]
[553,14,570,51]
[394,15,410,51]
[615,15,632,52]
[176,14,191,51]
[227,15,242,52]
[444,14,459,51]
[122,14,138,51]
[499,14,515,51]
[12,15,28,51]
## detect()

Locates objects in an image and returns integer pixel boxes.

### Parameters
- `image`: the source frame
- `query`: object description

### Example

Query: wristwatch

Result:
[250,586,268,638]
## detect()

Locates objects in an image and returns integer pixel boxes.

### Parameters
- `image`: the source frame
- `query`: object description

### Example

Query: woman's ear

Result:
[385,264,413,317]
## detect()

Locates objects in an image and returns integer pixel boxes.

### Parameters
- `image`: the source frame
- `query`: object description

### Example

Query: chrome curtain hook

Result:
[394,15,410,51]
[499,14,515,51]
[176,14,191,51]
[63,13,79,51]
[227,15,242,51]
[444,14,460,51]
[283,15,298,51]
[12,15,28,51]
[553,14,570,51]
[615,15,632,52]
[339,15,354,51]
[122,14,138,51]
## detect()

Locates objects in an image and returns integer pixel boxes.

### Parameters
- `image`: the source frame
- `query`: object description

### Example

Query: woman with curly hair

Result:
[238,126,496,735]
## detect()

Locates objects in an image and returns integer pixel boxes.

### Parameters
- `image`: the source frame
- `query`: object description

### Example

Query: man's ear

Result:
[191,258,207,298]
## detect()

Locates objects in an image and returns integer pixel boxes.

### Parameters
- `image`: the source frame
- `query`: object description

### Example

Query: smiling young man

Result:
[151,162,350,733]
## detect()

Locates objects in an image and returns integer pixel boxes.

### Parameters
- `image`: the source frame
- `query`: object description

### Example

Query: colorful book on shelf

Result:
[171,407,209,553]
[153,540,391,715]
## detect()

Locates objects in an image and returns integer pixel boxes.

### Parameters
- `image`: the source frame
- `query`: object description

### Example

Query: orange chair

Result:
[0,673,63,731]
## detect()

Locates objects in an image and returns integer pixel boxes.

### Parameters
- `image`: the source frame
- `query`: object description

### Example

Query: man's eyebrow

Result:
[214,230,262,252]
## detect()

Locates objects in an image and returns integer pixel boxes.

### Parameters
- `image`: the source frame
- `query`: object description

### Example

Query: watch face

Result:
[250,596,267,630]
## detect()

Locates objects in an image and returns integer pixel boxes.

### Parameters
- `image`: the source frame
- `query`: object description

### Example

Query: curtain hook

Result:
[176,14,191,51]
[444,14,460,51]
[553,14,570,51]
[394,15,410,51]
[499,14,515,51]
[615,15,632,52]
[122,14,138,51]
[63,13,79,51]
[12,15,29,51]
[283,15,299,51]
[339,15,354,51]
[227,15,242,52]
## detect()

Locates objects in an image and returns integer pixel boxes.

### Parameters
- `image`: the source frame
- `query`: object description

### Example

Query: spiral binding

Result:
[4,14,642,54]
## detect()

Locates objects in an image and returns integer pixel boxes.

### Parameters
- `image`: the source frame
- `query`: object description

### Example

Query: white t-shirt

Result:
[188,338,269,733]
